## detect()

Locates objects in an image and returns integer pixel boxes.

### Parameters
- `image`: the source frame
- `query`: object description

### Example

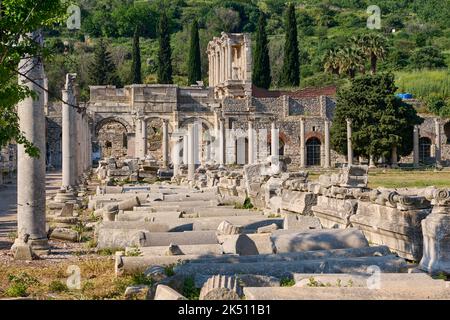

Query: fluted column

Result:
[183,135,189,165]
[391,145,398,168]
[324,119,330,168]
[141,118,147,158]
[346,119,353,165]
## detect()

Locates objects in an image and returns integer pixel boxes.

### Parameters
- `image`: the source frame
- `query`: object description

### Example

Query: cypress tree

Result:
[131,26,142,84]
[187,20,202,85]
[280,3,300,87]
[89,38,121,87]
[252,12,271,89]
[157,12,173,84]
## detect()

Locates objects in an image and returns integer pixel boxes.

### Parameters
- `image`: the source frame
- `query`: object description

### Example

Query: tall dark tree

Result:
[89,39,122,87]
[131,26,142,84]
[157,12,173,84]
[252,12,272,89]
[187,20,202,85]
[330,73,423,162]
[280,3,300,87]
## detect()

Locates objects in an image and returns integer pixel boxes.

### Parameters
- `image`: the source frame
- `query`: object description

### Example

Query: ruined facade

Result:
[39,32,450,172]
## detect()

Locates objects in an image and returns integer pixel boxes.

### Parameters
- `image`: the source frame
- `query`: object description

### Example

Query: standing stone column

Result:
[134,118,141,159]
[55,74,78,203]
[346,119,353,165]
[299,118,305,168]
[162,119,169,168]
[271,122,279,158]
[435,119,441,165]
[183,135,189,165]
[413,125,420,167]
[248,120,255,164]
[219,119,225,165]
[172,136,182,176]
[14,31,49,253]
[323,119,331,168]
[391,145,398,168]
[141,119,148,158]
[187,124,195,180]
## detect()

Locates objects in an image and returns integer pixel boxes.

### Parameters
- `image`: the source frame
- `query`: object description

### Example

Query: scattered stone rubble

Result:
[41,159,450,300]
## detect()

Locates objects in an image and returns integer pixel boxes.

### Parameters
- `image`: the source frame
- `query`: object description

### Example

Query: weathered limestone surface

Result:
[271,228,369,254]
[420,189,450,274]
[125,244,224,256]
[199,275,243,300]
[351,199,431,261]
[174,255,406,278]
[281,190,316,216]
[221,234,275,255]
[154,285,186,300]
[243,286,450,300]
[283,215,322,231]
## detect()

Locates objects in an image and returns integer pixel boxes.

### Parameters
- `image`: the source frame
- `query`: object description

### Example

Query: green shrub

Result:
[5,273,40,297]
[182,277,200,300]
[48,280,69,293]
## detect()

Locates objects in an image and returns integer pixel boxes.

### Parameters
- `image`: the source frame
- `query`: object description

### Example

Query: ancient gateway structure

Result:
[38,32,450,177]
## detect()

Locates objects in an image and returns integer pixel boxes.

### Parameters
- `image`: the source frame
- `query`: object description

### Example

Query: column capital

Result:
[346,118,352,125]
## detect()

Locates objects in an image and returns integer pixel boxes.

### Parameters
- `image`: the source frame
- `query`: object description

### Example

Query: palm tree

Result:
[357,33,387,74]
[338,47,365,78]
[323,48,340,75]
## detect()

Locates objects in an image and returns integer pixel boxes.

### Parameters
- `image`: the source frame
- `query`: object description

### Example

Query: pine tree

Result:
[252,12,271,89]
[131,26,142,84]
[157,12,173,84]
[280,3,300,87]
[187,20,202,85]
[89,39,121,87]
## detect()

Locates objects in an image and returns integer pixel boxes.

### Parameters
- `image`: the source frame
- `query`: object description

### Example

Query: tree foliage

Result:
[252,12,272,89]
[157,12,173,85]
[330,73,423,161]
[187,20,202,85]
[131,26,142,84]
[88,39,122,87]
[280,3,300,87]
[0,0,67,157]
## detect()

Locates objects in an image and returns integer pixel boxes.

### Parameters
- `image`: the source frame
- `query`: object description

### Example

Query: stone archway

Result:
[179,118,214,164]
[306,137,321,166]
[95,119,129,159]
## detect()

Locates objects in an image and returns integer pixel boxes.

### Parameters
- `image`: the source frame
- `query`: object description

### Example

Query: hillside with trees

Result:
[43,0,450,113]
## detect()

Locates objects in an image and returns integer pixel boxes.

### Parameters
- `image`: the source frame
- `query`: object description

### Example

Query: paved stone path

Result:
[0,171,62,249]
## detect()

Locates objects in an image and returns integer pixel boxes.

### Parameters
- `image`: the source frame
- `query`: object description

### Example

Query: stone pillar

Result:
[162,119,169,168]
[227,39,232,80]
[299,118,305,168]
[413,125,419,167]
[271,122,279,158]
[346,119,353,165]
[419,189,450,275]
[14,31,49,253]
[248,120,255,164]
[369,155,376,168]
[183,135,189,165]
[219,119,225,165]
[172,136,181,176]
[391,145,398,168]
[187,124,195,180]
[323,119,331,168]
[435,119,441,165]
[141,118,147,158]
[134,119,141,159]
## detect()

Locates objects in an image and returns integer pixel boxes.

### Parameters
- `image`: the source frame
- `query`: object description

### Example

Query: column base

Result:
[53,188,77,203]
[11,237,50,256]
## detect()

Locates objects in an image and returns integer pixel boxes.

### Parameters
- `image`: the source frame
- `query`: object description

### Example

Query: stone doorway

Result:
[306,137,321,166]
[97,121,128,158]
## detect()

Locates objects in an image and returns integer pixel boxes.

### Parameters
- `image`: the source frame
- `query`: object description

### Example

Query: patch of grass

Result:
[182,277,200,300]
[5,273,40,297]
[396,69,449,101]
[130,273,155,287]
[7,231,17,241]
[48,280,69,293]
[368,169,450,188]
[126,247,142,257]
[234,197,254,210]
[280,277,295,287]
[164,265,175,277]
[97,248,124,256]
